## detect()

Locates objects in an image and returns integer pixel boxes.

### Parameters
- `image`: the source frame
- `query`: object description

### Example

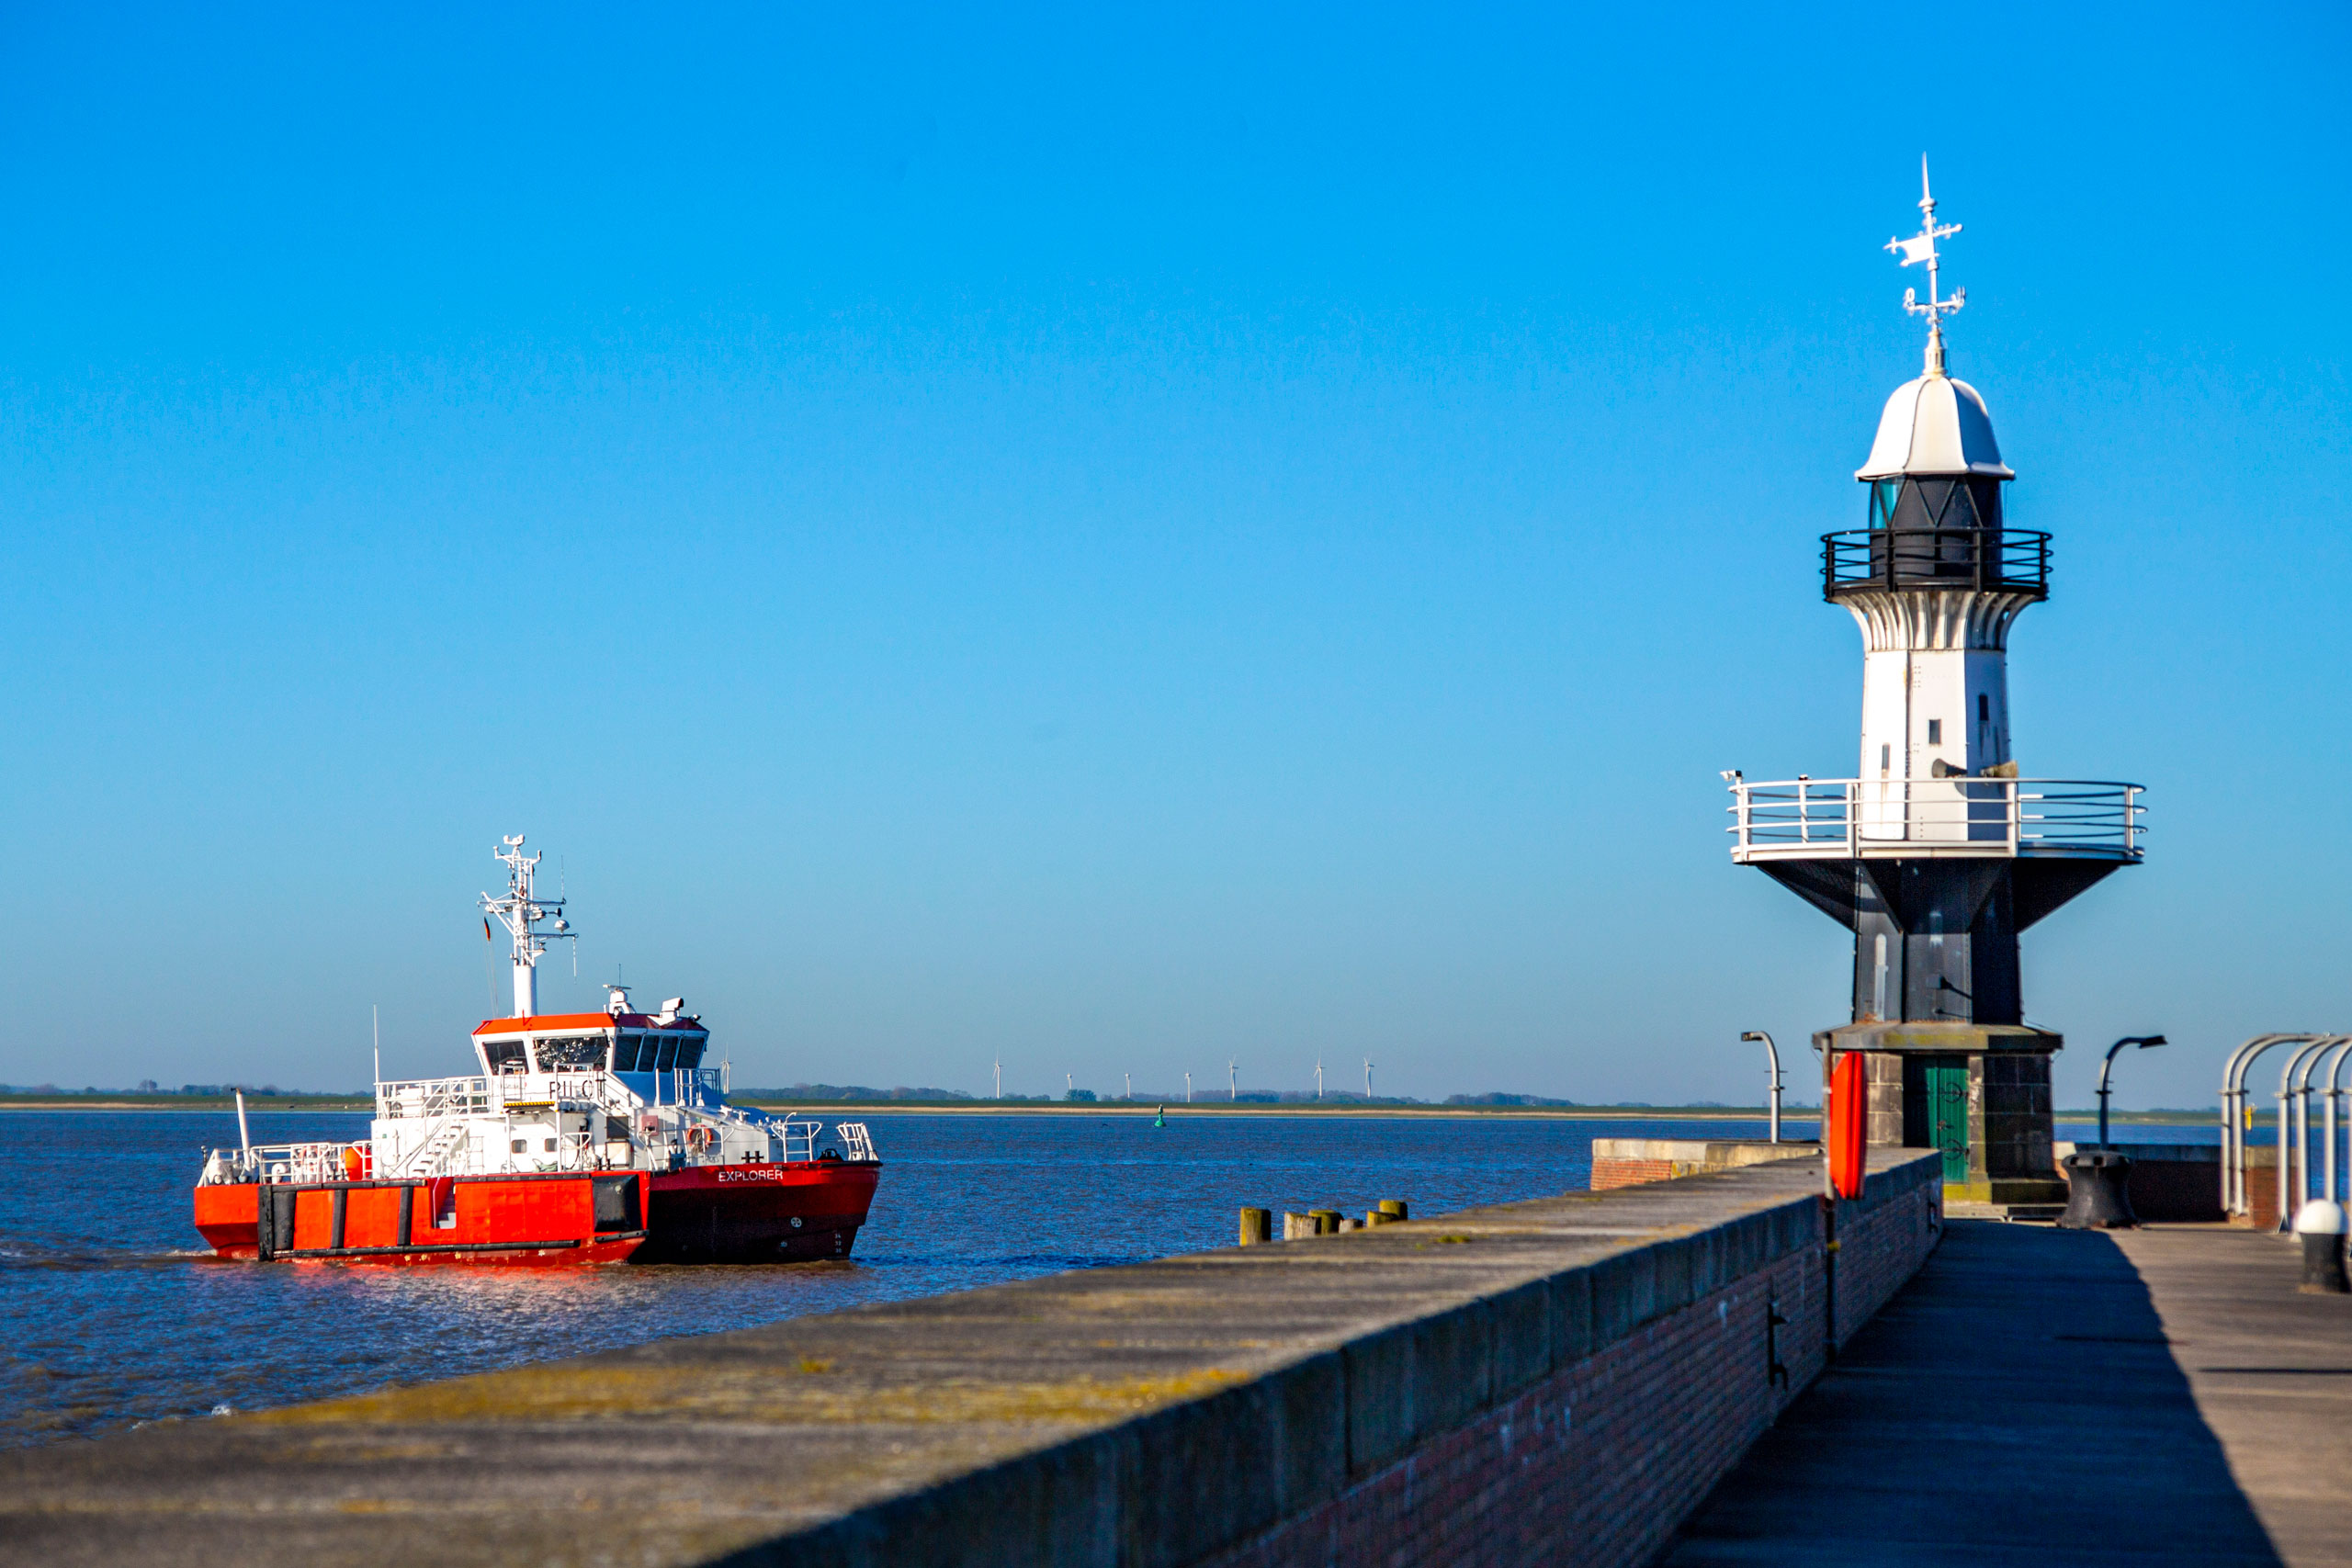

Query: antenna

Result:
[480,834,578,1019]
[1884,156,1965,375]
[372,1004,380,1092]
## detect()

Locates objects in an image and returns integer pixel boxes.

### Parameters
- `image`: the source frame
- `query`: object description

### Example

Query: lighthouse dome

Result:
[1856,374,2013,480]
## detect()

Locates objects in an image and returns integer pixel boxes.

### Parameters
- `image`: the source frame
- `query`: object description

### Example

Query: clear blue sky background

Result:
[0,4,2342,1108]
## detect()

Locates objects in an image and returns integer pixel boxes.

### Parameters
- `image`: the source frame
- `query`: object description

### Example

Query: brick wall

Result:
[1193,1251,1828,1568]
[754,1152,1943,1568]
[1589,1140,1817,1192]
[1589,1157,1677,1190]
[1193,1157,1937,1568]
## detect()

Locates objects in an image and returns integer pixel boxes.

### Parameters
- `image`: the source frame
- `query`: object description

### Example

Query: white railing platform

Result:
[1727,776,2143,862]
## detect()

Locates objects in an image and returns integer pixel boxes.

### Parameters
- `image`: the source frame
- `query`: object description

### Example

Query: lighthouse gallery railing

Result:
[1821,527,2051,598]
[1727,777,2143,859]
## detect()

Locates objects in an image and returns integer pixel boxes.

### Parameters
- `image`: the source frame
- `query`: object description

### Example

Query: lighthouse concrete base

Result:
[1814,1021,2067,1207]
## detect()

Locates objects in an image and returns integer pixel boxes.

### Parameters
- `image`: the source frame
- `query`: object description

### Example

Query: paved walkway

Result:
[1668,1221,2352,1567]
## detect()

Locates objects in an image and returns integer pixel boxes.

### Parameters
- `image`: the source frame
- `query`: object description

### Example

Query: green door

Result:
[1926,1059,1970,1184]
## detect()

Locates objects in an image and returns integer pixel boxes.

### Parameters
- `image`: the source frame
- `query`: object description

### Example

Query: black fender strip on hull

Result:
[266,1231,646,1260]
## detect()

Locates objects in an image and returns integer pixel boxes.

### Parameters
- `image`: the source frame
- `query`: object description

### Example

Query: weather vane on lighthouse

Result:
[1886,157,1963,376]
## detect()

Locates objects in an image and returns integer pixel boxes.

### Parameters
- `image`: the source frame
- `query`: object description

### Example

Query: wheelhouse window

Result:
[481,1039,528,1074]
[613,1030,707,1072]
[535,1034,607,1071]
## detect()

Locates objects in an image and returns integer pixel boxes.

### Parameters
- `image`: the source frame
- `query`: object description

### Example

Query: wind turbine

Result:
[1363,1058,1374,1100]
[1316,1056,1324,1100]
[1228,1059,1238,1101]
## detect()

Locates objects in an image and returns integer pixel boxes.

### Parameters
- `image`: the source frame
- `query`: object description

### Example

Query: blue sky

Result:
[0,4,2342,1108]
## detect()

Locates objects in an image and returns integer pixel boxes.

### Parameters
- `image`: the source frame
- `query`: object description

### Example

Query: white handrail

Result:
[1726,776,2146,858]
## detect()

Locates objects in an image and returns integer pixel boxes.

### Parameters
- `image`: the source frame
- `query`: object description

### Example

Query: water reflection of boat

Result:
[192,835,880,1265]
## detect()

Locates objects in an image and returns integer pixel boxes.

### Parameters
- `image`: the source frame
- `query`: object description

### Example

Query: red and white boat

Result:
[193,835,881,1265]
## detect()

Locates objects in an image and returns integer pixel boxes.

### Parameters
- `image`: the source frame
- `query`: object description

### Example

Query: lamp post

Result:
[1742,1031,1783,1144]
[2098,1035,2167,1149]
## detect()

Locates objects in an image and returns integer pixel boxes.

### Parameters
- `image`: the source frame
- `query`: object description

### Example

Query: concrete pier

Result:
[1669,1221,2352,1566]
[0,1152,1939,1568]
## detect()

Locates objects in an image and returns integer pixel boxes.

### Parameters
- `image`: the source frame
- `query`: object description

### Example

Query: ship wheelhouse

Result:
[470,1010,712,1102]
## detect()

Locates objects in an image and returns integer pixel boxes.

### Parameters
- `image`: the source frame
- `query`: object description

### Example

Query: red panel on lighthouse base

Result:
[1827,1052,1867,1200]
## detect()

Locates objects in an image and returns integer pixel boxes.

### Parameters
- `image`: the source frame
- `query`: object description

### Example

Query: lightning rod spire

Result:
[1885,156,1965,376]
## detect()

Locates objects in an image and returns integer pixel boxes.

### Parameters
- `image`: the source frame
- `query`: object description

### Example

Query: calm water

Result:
[0,1108,2204,1447]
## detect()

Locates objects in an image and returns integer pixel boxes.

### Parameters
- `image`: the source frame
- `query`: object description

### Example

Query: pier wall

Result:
[2052,1141,2225,1224]
[3,1151,1942,1568]
[1193,1154,1934,1568]
[1589,1137,1817,1190]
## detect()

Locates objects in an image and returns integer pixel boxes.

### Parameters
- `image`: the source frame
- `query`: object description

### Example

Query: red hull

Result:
[193,1159,881,1266]
[193,1171,649,1265]
[639,1158,882,1262]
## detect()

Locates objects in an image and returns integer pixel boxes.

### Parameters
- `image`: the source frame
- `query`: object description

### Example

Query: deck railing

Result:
[376,1076,494,1120]
[1727,776,2143,859]
[198,1140,373,1186]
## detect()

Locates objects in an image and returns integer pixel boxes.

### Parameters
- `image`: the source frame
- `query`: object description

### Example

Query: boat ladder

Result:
[398,1121,470,1179]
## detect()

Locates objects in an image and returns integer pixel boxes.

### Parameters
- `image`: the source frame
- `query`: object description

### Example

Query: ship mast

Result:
[480,834,574,1018]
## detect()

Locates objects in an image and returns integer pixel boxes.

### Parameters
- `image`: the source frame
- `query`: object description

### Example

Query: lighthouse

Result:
[1726,167,2145,1211]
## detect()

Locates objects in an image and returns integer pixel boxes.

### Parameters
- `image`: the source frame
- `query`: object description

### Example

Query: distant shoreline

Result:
[0,1095,2217,1124]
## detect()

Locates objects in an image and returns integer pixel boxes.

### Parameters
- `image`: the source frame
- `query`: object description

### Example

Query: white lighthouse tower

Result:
[1725,166,2146,1210]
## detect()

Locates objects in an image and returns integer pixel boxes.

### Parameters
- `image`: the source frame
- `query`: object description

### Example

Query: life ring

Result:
[685,1124,716,1154]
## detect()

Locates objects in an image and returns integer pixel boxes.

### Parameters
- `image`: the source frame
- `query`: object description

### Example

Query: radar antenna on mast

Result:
[1885,156,1965,376]
[480,834,577,1018]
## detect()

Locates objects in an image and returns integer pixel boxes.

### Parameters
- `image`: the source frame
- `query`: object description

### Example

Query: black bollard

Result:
[2294,1201,2350,1295]
[2057,1148,2137,1229]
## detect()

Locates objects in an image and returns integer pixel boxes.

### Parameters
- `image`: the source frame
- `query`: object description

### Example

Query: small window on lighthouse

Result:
[1977,694,1990,720]
[1927,719,1942,745]
[1879,744,1890,775]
